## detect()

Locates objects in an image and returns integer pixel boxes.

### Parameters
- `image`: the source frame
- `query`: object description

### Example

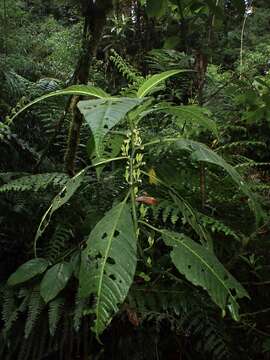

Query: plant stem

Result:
[130,142,138,233]
[139,220,162,233]
[240,13,248,77]
[141,137,182,149]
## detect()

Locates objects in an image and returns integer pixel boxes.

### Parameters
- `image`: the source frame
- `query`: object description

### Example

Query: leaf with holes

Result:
[34,168,86,255]
[8,258,49,286]
[79,200,137,335]
[162,231,249,320]
[88,132,126,178]
[78,98,142,158]
[40,263,73,303]
[171,138,264,223]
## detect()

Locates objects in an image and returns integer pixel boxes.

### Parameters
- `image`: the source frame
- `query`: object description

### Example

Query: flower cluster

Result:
[122,128,145,196]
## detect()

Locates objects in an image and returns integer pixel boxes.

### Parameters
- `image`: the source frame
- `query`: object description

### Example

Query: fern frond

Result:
[0,173,69,193]
[216,141,266,153]
[1,286,31,334]
[220,124,247,134]
[151,200,180,225]
[44,224,73,262]
[235,161,270,171]
[129,286,231,359]
[2,70,32,102]
[48,296,65,336]
[146,49,192,72]
[187,311,230,359]
[110,49,144,86]
[73,290,88,332]
[24,285,44,339]
[146,49,192,100]
[150,195,211,246]
[198,214,240,241]
[1,286,18,334]
[151,200,176,223]
[128,286,190,317]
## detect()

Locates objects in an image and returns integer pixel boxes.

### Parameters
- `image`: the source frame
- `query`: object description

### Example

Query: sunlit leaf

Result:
[137,70,188,98]
[10,85,109,122]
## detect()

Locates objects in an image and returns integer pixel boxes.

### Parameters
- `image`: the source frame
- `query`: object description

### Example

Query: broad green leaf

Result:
[162,105,218,137]
[93,133,125,178]
[9,85,109,123]
[8,258,49,286]
[33,158,127,257]
[34,168,87,256]
[62,85,109,98]
[128,98,154,125]
[78,98,142,158]
[137,70,188,98]
[171,139,264,223]
[146,0,168,18]
[141,167,212,248]
[162,231,249,320]
[79,201,137,335]
[170,192,212,248]
[40,263,72,303]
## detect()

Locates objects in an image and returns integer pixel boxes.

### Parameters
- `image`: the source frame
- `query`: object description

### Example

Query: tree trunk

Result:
[64,0,113,176]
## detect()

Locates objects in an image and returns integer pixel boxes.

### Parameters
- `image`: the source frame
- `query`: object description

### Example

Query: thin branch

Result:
[242,307,270,317]
[240,13,248,77]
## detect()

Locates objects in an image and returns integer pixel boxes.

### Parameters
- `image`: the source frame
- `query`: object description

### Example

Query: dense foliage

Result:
[1,0,270,359]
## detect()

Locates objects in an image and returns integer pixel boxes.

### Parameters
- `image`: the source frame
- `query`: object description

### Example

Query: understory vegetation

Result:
[0,1,270,359]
